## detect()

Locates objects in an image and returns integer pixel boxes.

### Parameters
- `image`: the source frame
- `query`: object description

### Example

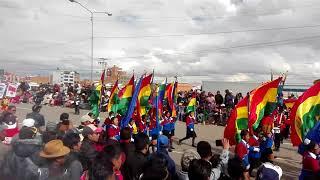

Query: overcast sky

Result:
[0,0,320,83]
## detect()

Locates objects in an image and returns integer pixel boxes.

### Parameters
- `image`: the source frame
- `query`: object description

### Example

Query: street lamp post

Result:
[68,0,112,82]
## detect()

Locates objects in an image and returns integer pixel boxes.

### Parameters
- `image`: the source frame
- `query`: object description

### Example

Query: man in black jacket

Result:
[1,126,43,180]
[26,105,45,131]
[215,91,224,106]
[123,133,150,180]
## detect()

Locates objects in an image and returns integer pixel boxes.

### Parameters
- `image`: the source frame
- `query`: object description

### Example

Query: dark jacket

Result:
[65,151,83,180]
[1,138,43,180]
[120,141,135,157]
[80,138,98,171]
[157,148,176,178]
[215,94,224,105]
[123,151,148,180]
[26,112,45,128]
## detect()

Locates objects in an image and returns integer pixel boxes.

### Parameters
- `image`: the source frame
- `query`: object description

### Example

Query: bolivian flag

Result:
[224,96,249,145]
[137,74,153,118]
[290,82,320,146]
[187,93,196,113]
[249,77,282,131]
[118,75,134,116]
[107,80,119,113]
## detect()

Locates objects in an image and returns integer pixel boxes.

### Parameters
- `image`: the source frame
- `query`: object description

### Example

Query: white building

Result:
[51,70,80,86]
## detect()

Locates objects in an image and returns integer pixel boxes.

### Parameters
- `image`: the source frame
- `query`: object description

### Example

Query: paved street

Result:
[1,103,301,179]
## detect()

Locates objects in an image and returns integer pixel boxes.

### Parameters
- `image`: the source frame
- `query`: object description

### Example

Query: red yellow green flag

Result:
[224,96,249,145]
[137,74,153,118]
[107,80,119,113]
[290,82,320,146]
[249,77,282,131]
[186,93,196,113]
[118,75,134,116]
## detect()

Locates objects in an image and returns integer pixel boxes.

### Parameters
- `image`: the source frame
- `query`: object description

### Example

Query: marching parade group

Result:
[0,74,319,180]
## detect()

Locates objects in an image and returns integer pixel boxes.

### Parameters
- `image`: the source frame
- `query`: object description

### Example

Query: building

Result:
[28,76,50,84]
[51,70,80,86]
[105,65,127,84]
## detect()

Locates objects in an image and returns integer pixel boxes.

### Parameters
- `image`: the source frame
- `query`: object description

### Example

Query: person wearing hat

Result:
[39,139,71,179]
[26,104,45,132]
[177,149,201,180]
[157,134,177,178]
[80,124,100,171]
[0,124,42,180]
[256,148,282,180]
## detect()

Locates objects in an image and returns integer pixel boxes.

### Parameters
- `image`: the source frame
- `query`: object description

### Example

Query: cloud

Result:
[0,0,320,83]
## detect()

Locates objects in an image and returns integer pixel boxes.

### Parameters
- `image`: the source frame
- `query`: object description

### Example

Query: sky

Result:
[0,0,320,84]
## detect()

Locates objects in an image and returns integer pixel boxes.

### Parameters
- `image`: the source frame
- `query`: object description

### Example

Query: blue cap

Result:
[158,135,169,147]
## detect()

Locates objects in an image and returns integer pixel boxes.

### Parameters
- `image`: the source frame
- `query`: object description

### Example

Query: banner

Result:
[6,83,18,97]
[0,83,7,98]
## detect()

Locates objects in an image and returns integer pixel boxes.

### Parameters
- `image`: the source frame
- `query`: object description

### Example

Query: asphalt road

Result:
[0,103,302,179]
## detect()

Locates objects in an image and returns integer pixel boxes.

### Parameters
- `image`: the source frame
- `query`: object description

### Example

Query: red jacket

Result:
[186,116,195,127]
[302,152,320,173]
[108,124,120,139]
[235,140,249,160]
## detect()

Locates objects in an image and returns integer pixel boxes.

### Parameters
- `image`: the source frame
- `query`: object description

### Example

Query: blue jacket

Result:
[157,148,176,177]
[260,137,273,154]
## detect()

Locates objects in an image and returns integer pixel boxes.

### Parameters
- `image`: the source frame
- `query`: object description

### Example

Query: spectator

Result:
[299,140,320,179]
[42,121,58,144]
[197,139,229,180]
[224,90,234,109]
[7,105,17,114]
[92,144,124,180]
[177,149,201,180]
[0,126,42,180]
[140,153,171,180]
[227,157,247,180]
[188,159,212,180]
[215,91,224,106]
[123,133,150,180]
[256,148,282,180]
[26,105,45,131]
[157,135,176,178]
[62,132,83,180]
[80,124,100,171]
[56,113,73,138]
[120,127,135,156]
[39,139,71,179]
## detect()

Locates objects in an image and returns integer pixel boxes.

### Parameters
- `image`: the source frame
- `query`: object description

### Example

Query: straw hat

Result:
[39,140,70,158]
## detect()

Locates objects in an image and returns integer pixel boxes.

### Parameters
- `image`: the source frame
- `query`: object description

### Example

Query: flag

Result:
[158,79,167,117]
[249,77,282,131]
[107,80,119,113]
[100,69,105,84]
[121,76,143,128]
[118,75,134,116]
[136,74,153,119]
[290,82,320,146]
[186,93,196,113]
[165,81,178,117]
[224,96,249,145]
[284,98,296,109]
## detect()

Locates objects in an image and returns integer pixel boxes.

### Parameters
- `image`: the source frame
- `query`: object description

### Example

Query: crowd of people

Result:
[0,102,295,180]
[0,83,319,180]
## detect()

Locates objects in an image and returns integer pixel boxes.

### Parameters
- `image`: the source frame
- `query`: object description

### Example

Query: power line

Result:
[108,34,320,60]
[93,24,320,39]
